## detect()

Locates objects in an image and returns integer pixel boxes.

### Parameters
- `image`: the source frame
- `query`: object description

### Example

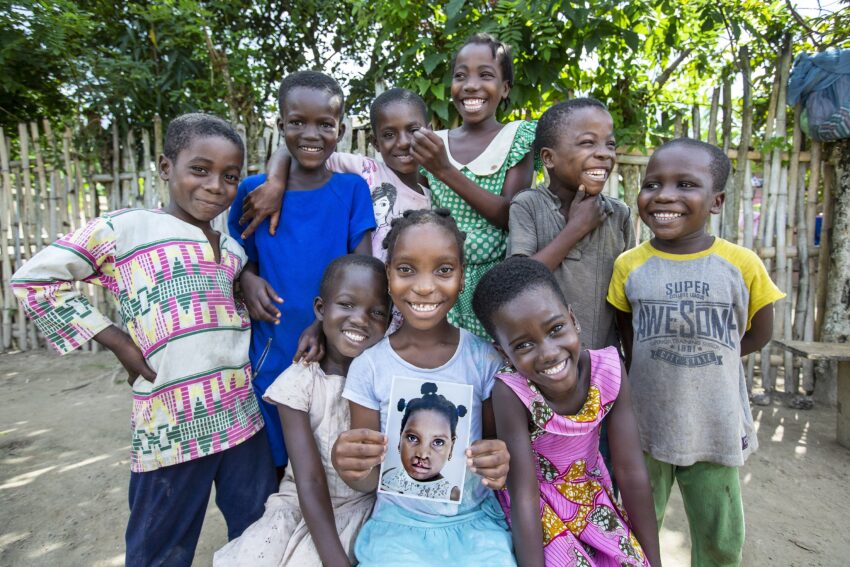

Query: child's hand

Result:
[239,179,285,239]
[332,429,387,484]
[410,129,452,177]
[93,326,156,387]
[294,320,325,363]
[567,186,610,236]
[466,439,510,490]
[240,271,283,323]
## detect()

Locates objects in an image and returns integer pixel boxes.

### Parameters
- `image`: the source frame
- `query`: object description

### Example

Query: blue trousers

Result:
[125,430,277,567]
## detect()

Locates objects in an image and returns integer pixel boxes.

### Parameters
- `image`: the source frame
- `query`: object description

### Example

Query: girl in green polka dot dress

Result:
[410,33,537,339]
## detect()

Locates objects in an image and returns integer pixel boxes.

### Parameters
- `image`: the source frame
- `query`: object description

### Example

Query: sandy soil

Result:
[1,349,848,566]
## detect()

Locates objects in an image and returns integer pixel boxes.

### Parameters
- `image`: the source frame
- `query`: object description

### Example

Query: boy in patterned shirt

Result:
[12,114,276,567]
[607,138,784,566]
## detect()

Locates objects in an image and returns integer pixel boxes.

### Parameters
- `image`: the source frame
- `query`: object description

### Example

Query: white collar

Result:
[434,121,523,176]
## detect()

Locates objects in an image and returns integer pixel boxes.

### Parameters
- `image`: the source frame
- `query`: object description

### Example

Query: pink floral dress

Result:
[496,346,649,566]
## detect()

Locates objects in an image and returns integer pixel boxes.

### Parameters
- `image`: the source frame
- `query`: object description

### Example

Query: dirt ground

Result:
[1,350,848,566]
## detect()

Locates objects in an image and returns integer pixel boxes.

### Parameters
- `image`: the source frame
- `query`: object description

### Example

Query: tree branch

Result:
[785,0,825,49]
[655,47,693,90]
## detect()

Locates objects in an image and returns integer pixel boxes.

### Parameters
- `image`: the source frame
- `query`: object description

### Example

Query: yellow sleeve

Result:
[718,242,786,330]
[606,253,633,313]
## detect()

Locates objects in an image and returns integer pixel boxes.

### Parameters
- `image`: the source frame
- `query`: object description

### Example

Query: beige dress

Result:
[214,362,375,566]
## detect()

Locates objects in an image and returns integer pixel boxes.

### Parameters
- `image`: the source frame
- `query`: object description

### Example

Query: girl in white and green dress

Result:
[410,33,537,339]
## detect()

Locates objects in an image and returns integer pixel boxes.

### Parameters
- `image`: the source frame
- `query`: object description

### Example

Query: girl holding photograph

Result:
[332,209,515,566]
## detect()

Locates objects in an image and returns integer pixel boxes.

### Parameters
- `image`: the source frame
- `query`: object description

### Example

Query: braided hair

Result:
[397,382,468,439]
[382,208,466,266]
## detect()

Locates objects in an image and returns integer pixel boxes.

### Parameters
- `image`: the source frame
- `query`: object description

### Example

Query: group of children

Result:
[10,31,783,567]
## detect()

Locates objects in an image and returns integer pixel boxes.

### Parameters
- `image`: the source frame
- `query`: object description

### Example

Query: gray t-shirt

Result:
[343,329,502,517]
[508,185,634,350]
[608,239,785,467]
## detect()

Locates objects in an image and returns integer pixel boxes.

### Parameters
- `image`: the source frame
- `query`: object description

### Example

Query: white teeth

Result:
[653,212,683,220]
[409,302,439,313]
[343,331,365,342]
[300,146,322,152]
[585,169,607,180]
[542,360,566,375]
[462,98,485,112]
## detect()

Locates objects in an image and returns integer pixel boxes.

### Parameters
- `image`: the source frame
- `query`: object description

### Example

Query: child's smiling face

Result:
[279,86,344,171]
[373,101,427,176]
[638,145,724,251]
[491,285,582,400]
[315,265,390,363]
[541,106,616,196]
[387,223,463,331]
[451,43,510,124]
[399,409,454,481]
[160,135,243,229]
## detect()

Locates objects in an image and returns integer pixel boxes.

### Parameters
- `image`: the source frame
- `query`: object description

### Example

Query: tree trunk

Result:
[817,139,850,404]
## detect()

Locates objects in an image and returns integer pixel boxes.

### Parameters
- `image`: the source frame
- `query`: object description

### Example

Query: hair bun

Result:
[433,207,451,218]
[456,405,468,418]
[421,382,438,395]
[397,398,406,411]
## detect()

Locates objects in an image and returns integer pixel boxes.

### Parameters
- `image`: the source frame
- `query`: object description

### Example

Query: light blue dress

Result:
[343,330,516,566]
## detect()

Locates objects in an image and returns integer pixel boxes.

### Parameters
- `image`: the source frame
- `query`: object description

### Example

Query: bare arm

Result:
[279,405,350,566]
[532,189,609,271]
[607,365,662,567]
[331,402,386,492]
[411,129,533,229]
[740,304,774,357]
[352,230,373,255]
[616,309,634,371]
[493,381,545,567]
[93,325,157,386]
[238,145,291,238]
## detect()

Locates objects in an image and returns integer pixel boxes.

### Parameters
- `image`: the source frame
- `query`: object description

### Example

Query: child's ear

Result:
[710,191,726,214]
[499,79,511,102]
[313,296,325,321]
[540,147,555,170]
[158,154,172,181]
[276,116,285,135]
[493,341,508,361]
[337,119,347,143]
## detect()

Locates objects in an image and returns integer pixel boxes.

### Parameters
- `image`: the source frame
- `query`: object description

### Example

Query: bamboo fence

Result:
[0,73,839,401]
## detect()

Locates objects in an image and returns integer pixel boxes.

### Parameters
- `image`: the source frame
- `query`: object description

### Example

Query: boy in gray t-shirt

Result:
[607,138,783,567]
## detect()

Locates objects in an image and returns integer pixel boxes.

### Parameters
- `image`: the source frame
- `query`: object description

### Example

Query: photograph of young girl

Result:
[379,378,473,504]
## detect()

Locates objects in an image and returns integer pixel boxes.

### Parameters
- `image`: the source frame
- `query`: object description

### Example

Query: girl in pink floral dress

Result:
[473,257,661,567]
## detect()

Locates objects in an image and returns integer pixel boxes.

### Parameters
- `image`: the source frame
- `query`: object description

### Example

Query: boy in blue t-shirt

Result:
[607,138,784,566]
[229,71,375,473]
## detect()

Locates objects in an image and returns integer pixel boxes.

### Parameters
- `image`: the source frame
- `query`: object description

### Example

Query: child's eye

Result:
[515,341,533,351]
[322,122,335,129]
[408,126,421,134]
[550,324,564,336]
[405,434,418,443]
[397,265,414,274]
[679,181,695,189]
[642,182,660,191]
[453,72,466,80]
[437,265,454,275]
[607,141,617,149]
[224,174,240,184]
[288,120,303,127]
[190,166,207,174]
[371,309,386,318]
[433,439,445,448]
[383,132,395,139]
[337,302,353,309]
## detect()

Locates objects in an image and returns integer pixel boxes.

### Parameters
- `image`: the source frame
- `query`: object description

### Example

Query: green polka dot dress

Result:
[424,120,537,339]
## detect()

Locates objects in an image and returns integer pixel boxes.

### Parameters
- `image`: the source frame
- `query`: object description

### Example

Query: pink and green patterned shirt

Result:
[11,209,264,472]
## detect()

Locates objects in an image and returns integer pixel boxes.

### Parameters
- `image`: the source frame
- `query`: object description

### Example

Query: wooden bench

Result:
[772,339,850,449]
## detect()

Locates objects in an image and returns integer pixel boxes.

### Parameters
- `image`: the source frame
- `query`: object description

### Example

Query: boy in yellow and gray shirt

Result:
[607,138,784,567]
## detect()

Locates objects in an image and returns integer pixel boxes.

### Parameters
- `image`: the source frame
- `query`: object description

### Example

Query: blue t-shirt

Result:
[228,173,375,391]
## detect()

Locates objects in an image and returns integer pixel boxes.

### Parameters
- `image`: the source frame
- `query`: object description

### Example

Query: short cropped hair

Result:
[319,254,388,302]
[278,70,345,119]
[653,138,731,192]
[163,113,244,162]
[472,256,567,339]
[534,97,608,156]
[369,88,428,133]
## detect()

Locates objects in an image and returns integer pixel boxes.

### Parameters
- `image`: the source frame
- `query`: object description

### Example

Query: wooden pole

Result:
[816,163,835,339]
[726,50,752,244]
[17,123,34,262]
[0,129,15,350]
[142,129,154,208]
[780,104,803,393]
[721,80,733,154]
[691,103,701,140]
[757,58,782,249]
[29,122,48,251]
[760,36,792,398]
[111,122,120,211]
[154,114,167,205]
[707,87,720,146]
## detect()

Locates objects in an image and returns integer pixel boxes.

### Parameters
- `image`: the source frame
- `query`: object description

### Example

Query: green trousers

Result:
[644,455,745,567]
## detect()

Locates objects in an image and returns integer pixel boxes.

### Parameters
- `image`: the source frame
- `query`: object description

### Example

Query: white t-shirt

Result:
[343,329,502,516]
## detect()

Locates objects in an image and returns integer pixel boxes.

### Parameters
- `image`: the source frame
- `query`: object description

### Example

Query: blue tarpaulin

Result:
[787,49,850,141]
